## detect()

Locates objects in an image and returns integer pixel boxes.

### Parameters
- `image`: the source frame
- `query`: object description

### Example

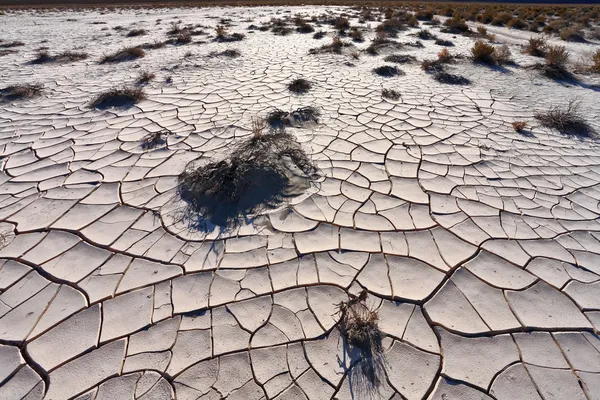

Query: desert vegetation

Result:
[287,78,312,95]
[100,46,144,63]
[32,50,88,64]
[0,84,42,102]
[90,86,145,109]
[177,115,318,226]
[535,99,592,137]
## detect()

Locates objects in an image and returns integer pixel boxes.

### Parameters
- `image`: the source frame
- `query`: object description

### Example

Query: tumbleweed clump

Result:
[90,86,146,109]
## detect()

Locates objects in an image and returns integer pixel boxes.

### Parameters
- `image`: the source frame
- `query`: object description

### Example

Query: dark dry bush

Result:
[214,32,245,42]
[349,27,364,43]
[137,71,155,84]
[209,49,241,58]
[141,130,169,150]
[177,129,318,225]
[0,84,43,102]
[0,41,24,48]
[415,10,434,21]
[313,31,326,40]
[442,17,470,34]
[266,107,320,130]
[373,65,402,77]
[381,88,400,100]
[434,72,470,85]
[560,26,586,42]
[593,50,600,72]
[90,86,146,109]
[435,39,454,46]
[336,290,385,392]
[32,50,52,63]
[494,45,512,65]
[375,18,406,38]
[365,38,404,56]
[535,99,592,137]
[172,31,192,44]
[507,18,528,30]
[471,40,495,64]
[524,37,546,57]
[309,36,350,55]
[140,41,167,50]
[288,78,312,95]
[296,23,314,34]
[384,54,415,64]
[127,29,146,37]
[0,50,16,57]
[417,29,436,40]
[334,16,350,31]
[100,46,144,63]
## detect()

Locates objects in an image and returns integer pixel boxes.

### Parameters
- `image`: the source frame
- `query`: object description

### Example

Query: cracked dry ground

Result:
[2,5,600,400]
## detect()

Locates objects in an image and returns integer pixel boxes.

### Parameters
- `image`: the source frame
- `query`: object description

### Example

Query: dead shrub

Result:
[336,291,386,395]
[593,49,600,72]
[512,121,527,133]
[266,106,320,130]
[373,65,402,77]
[137,71,155,85]
[349,27,364,42]
[384,54,415,64]
[381,88,400,100]
[209,49,241,58]
[494,44,512,64]
[100,46,144,63]
[90,86,146,109]
[334,16,350,31]
[177,127,318,226]
[0,84,43,102]
[141,130,170,150]
[524,37,547,57]
[560,26,585,42]
[442,17,470,34]
[288,78,312,95]
[471,40,495,64]
[535,99,592,137]
[309,35,350,55]
[0,41,24,48]
[127,28,146,37]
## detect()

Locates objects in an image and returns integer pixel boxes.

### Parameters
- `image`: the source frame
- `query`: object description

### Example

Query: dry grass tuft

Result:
[309,35,350,55]
[90,86,145,109]
[494,44,512,65]
[100,46,144,63]
[0,41,24,49]
[287,78,312,95]
[0,83,43,102]
[535,99,592,137]
[593,50,600,73]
